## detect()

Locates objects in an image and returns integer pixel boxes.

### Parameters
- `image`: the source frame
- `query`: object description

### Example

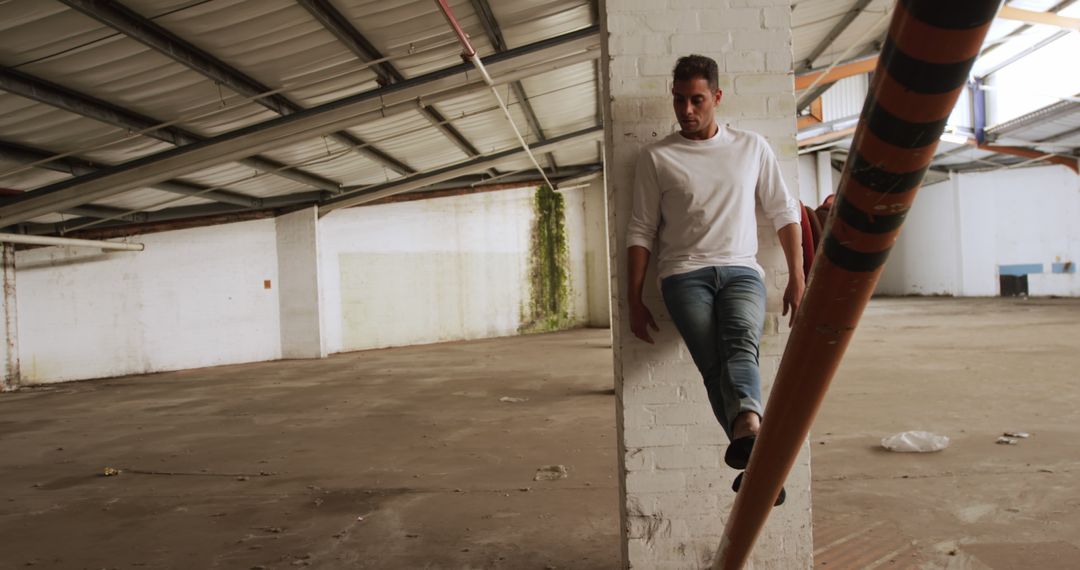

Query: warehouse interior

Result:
[1,0,1078,568]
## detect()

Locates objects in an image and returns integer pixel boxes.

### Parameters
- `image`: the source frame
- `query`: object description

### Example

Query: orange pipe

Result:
[713,1,1002,568]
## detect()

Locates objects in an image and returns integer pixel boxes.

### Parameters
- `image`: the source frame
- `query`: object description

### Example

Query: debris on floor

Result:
[1004,431,1030,439]
[499,396,527,403]
[534,465,568,481]
[881,431,950,452]
[996,436,1019,445]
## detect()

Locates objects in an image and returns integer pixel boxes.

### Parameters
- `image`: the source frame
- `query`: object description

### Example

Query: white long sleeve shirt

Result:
[626,126,801,280]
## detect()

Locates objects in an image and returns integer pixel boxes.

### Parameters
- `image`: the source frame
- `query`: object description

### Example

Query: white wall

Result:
[14,184,603,384]
[877,179,962,295]
[877,165,1080,297]
[796,154,819,206]
[16,219,282,384]
[318,186,594,354]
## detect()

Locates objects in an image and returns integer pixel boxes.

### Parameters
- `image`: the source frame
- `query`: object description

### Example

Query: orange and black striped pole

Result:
[713,1,1002,568]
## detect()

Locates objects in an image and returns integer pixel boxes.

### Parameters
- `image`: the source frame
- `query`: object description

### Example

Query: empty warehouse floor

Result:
[2,297,1079,569]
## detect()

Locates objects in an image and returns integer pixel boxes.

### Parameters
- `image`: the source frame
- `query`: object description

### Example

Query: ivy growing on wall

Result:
[520,184,573,333]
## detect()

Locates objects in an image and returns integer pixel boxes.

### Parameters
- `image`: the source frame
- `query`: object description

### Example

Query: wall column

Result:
[276,207,326,359]
[1,243,19,391]
[584,174,612,327]
[815,150,832,206]
[601,0,813,567]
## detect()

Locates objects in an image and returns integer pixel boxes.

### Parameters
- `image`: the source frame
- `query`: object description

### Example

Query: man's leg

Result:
[659,267,735,438]
[713,266,767,440]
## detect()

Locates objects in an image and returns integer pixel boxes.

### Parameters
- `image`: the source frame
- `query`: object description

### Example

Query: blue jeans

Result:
[661,266,766,440]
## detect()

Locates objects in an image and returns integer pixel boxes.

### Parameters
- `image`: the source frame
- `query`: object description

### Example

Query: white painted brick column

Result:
[600,0,813,567]
[1,243,19,391]
[275,206,326,359]
[584,175,613,327]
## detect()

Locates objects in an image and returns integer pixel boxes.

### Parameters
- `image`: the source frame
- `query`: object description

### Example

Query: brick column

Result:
[600,1,813,567]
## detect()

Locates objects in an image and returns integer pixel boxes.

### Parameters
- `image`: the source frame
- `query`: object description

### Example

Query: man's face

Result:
[672,77,722,136]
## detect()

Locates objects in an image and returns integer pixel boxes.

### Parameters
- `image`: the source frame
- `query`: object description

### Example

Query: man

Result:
[625,55,804,506]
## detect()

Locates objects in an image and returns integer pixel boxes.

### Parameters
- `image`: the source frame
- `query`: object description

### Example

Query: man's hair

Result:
[673,55,719,91]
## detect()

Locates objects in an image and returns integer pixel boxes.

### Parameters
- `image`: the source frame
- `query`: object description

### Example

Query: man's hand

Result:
[629,301,659,343]
[782,276,805,328]
[776,222,805,328]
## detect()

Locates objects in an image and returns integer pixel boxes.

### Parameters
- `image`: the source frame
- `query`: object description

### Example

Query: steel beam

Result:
[59,0,414,175]
[977,29,1070,79]
[986,96,1079,137]
[980,0,1076,58]
[998,4,1080,30]
[321,127,602,211]
[800,0,876,69]
[1039,124,1080,144]
[17,165,601,237]
[0,27,600,226]
[295,0,484,160]
[0,232,144,251]
[469,0,549,142]
[15,193,319,236]
[795,55,878,90]
[0,140,102,176]
[977,143,1078,173]
[0,140,262,208]
[795,45,881,112]
[0,66,341,193]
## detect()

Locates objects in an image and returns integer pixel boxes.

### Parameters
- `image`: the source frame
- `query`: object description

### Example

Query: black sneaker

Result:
[732,472,786,507]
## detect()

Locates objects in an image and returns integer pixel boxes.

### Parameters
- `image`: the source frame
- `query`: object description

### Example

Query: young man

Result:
[625,54,804,506]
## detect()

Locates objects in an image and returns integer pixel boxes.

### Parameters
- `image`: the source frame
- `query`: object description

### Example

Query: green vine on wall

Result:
[520,184,573,333]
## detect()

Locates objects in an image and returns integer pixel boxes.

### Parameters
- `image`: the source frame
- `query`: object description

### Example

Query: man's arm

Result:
[627,245,659,343]
[777,222,804,327]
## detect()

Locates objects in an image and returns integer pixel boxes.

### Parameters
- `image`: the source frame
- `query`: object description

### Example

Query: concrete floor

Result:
[1,297,1078,569]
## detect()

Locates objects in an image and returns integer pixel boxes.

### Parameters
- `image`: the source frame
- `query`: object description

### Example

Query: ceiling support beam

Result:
[797,98,824,129]
[321,126,603,212]
[17,165,601,237]
[798,126,857,148]
[1039,124,1080,144]
[0,232,144,250]
[799,0,876,69]
[977,143,1078,173]
[981,0,1077,58]
[0,140,264,208]
[986,96,1080,137]
[977,30,1070,79]
[58,0,414,176]
[795,55,878,90]
[0,66,341,193]
[795,46,880,112]
[294,0,484,160]
[997,5,1080,31]
[0,26,600,226]
[469,0,549,143]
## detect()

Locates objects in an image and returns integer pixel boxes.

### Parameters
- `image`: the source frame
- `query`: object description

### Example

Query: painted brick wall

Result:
[600,0,813,567]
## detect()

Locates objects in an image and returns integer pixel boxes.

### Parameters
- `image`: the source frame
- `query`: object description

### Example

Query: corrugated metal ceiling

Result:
[0,0,600,234]
[0,0,1074,235]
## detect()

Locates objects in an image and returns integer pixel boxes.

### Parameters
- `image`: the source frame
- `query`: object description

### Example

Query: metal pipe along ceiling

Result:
[0,233,144,251]
[433,0,555,191]
[712,1,1003,567]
